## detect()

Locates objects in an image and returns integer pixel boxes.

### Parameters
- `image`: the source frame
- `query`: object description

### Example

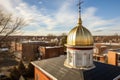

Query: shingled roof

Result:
[32,56,120,80]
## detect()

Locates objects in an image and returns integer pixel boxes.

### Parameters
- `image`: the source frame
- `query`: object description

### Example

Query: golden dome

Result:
[66,18,93,46]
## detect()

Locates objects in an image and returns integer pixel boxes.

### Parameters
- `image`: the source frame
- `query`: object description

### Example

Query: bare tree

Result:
[0,10,25,41]
[59,33,67,46]
[47,33,56,37]
[60,33,67,37]
[18,60,26,75]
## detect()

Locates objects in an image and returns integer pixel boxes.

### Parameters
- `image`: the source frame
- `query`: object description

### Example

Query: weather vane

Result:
[77,0,83,18]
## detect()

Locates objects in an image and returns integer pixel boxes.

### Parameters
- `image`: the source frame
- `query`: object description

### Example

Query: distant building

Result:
[108,49,120,66]
[93,44,108,63]
[10,41,22,52]
[38,46,64,59]
[94,44,108,55]
[93,43,120,63]
[22,41,55,61]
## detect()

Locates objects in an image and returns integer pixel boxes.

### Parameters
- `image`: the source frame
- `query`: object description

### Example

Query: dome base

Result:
[65,44,94,49]
[64,59,95,70]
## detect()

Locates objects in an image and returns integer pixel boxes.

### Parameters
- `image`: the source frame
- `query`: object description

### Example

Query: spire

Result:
[77,0,83,25]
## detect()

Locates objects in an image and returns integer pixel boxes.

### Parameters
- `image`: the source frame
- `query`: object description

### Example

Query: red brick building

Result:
[22,41,55,61]
[10,41,22,52]
[108,50,120,66]
[35,67,52,80]
[38,46,64,59]
[94,44,108,63]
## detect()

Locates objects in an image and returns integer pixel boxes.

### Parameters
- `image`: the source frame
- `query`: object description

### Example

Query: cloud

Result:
[55,0,76,27]
[15,0,76,35]
[82,7,120,35]
[0,0,120,36]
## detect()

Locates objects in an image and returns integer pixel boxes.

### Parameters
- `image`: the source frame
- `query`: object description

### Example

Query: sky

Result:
[0,0,120,36]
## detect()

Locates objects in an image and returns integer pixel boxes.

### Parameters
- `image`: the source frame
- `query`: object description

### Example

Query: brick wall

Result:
[22,42,55,61]
[38,46,64,59]
[108,51,118,66]
[22,43,40,61]
[35,67,52,80]
[10,42,22,52]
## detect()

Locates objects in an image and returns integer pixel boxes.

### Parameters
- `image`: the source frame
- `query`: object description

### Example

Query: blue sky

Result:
[0,0,120,36]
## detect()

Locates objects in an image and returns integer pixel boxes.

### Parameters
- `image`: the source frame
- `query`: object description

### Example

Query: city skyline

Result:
[0,0,120,36]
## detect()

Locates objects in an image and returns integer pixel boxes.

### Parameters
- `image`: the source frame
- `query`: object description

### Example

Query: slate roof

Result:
[32,55,120,80]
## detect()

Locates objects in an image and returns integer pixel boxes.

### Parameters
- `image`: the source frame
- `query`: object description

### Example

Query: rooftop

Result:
[32,55,120,80]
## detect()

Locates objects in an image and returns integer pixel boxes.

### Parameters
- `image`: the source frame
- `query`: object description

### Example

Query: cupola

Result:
[64,0,95,70]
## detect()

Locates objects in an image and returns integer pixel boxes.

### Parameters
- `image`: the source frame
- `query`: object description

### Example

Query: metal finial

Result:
[77,0,83,18]
[77,0,83,25]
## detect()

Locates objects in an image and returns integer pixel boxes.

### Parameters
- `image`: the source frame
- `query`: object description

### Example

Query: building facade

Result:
[38,46,64,59]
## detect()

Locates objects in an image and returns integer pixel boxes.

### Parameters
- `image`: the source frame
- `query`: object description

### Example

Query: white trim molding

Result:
[113,74,120,80]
